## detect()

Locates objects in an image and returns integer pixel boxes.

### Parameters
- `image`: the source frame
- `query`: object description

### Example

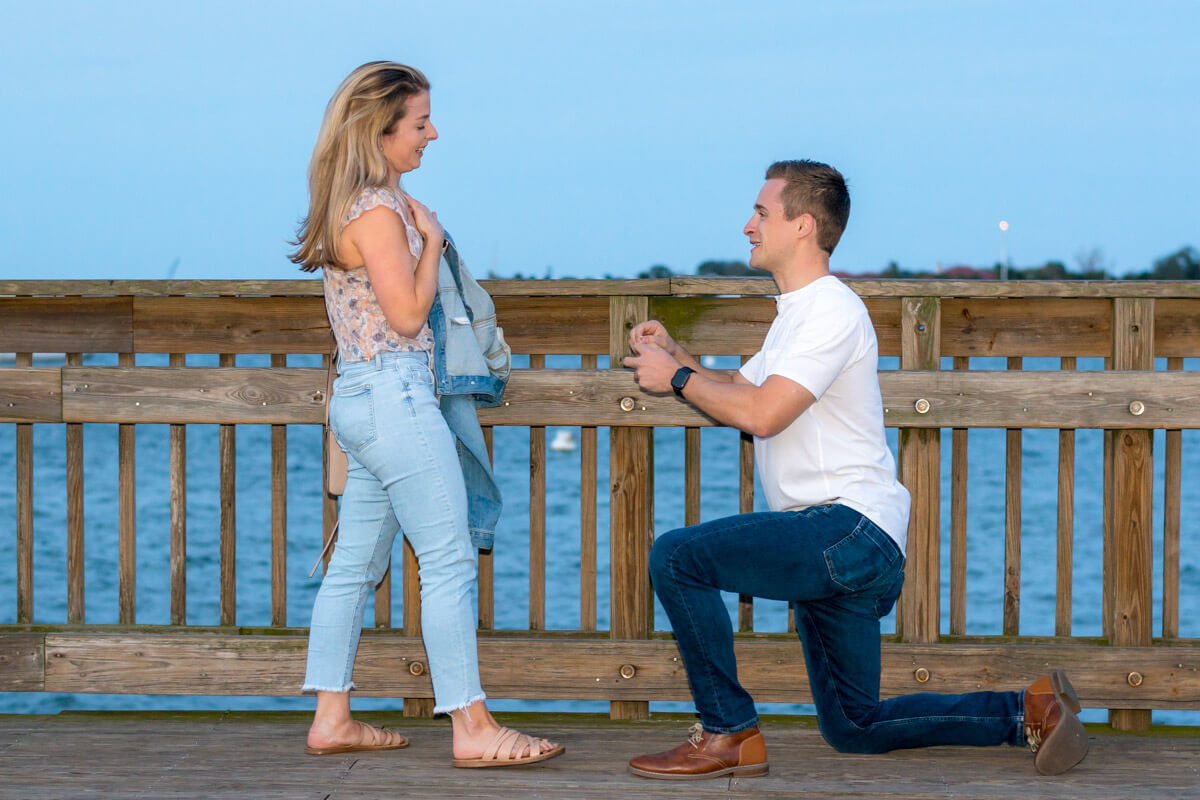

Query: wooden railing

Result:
[2,279,1199,730]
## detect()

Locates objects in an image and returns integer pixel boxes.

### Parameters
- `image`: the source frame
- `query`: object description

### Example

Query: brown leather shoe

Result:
[1024,670,1088,775]
[628,723,768,780]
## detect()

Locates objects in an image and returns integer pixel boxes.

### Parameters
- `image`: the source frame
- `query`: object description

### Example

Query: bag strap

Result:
[325,334,338,427]
[310,333,341,578]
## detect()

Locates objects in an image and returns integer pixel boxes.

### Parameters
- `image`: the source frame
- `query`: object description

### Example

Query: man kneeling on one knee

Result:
[623,159,1089,780]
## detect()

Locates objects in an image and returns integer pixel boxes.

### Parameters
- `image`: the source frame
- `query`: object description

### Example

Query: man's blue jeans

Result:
[650,503,1025,752]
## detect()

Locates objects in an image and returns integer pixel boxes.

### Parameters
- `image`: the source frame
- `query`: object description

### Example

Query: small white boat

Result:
[549,429,577,452]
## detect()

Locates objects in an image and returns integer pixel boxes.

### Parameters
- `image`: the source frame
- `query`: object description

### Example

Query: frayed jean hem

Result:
[301,682,357,694]
[433,692,488,717]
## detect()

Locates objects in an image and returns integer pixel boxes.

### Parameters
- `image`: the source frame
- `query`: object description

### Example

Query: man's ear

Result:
[795,212,816,241]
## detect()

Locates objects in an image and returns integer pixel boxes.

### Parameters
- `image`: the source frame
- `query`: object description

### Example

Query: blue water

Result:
[1,354,1197,724]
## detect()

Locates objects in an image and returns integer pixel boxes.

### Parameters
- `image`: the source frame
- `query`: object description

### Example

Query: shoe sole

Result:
[1050,669,1082,714]
[628,762,769,780]
[1035,671,1088,775]
[452,745,565,768]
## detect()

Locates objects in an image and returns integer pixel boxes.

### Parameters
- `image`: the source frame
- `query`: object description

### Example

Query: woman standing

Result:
[291,61,562,768]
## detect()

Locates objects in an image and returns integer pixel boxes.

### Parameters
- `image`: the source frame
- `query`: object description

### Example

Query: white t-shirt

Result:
[738,275,911,548]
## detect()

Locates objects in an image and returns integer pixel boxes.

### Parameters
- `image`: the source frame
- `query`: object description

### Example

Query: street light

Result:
[999,220,1010,281]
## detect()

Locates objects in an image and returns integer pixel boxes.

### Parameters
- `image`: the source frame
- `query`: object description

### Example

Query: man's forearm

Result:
[673,344,737,384]
[678,372,763,435]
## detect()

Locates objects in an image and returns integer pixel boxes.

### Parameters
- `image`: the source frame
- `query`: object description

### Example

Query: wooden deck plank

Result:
[0,712,1196,799]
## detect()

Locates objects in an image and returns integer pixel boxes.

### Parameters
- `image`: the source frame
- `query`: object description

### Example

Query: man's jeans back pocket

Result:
[330,382,377,452]
[823,518,902,594]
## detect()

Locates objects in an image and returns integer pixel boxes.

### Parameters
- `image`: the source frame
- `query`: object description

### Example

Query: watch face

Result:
[672,367,693,392]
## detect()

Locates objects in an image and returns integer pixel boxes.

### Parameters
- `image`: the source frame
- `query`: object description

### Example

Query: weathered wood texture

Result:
[0,632,43,690]
[65,355,85,625]
[61,367,327,423]
[1056,357,1077,637]
[132,297,330,353]
[28,632,1200,707]
[4,712,1198,800]
[117,354,136,625]
[608,296,653,721]
[897,298,940,643]
[1108,298,1155,731]
[0,367,61,422]
[0,297,132,352]
[4,281,1200,725]
[1004,357,1023,636]
[4,367,1191,427]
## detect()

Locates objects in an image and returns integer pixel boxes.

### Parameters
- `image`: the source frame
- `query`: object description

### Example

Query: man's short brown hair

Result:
[765,160,850,255]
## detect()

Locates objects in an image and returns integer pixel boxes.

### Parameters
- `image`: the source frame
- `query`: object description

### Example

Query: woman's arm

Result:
[344,200,444,338]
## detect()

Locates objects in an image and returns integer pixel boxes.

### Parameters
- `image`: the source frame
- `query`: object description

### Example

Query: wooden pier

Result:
[2,278,1200,755]
[3,711,1199,799]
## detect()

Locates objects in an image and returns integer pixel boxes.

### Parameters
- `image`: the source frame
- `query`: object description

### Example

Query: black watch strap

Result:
[671,366,696,398]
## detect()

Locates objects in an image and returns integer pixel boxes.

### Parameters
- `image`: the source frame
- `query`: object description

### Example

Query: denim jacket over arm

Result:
[429,234,511,550]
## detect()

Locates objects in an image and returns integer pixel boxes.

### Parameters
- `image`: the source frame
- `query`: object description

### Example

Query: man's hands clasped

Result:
[625,320,683,394]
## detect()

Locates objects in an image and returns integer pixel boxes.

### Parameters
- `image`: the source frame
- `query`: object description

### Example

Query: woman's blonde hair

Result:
[291,61,430,271]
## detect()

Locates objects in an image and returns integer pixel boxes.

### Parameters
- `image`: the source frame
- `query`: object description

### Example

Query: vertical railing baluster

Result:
[15,352,33,624]
[1102,357,1113,639]
[169,352,187,626]
[65,352,85,624]
[218,352,236,626]
[684,427,700,528]
[1055,356,1077,637]
[1163,356,1183,640]
[478,426,495,631]
[529,353,547,631]
[118,351,136,624]
[1003,356,1022,636]
[738,355,754,632]
[949,356,969,635]
[270,353,287,627]
[580,354,598,633]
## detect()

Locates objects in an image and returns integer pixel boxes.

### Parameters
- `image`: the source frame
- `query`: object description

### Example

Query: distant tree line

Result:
[486,246,1198,281]
[632,245,1199,281]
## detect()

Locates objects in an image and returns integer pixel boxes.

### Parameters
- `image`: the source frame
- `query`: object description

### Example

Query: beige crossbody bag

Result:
[311,341,346,578]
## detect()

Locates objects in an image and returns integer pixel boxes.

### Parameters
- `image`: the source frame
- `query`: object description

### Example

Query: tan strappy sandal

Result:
[450,727,565,768]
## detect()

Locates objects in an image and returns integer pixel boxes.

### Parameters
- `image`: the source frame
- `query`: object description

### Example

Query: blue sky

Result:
[1,0,1196,279]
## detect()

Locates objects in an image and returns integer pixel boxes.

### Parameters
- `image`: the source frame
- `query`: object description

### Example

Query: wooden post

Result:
[897,297,940,643]
[402,538,434,718]
[1108,298,1154,731]
[609,295,652,721]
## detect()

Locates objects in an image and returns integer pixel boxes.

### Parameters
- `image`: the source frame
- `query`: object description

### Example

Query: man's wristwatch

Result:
[670,366,696,398]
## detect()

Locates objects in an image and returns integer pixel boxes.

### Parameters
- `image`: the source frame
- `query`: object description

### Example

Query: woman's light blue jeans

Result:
[303,351,486,715]
[650,503,1024,751]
